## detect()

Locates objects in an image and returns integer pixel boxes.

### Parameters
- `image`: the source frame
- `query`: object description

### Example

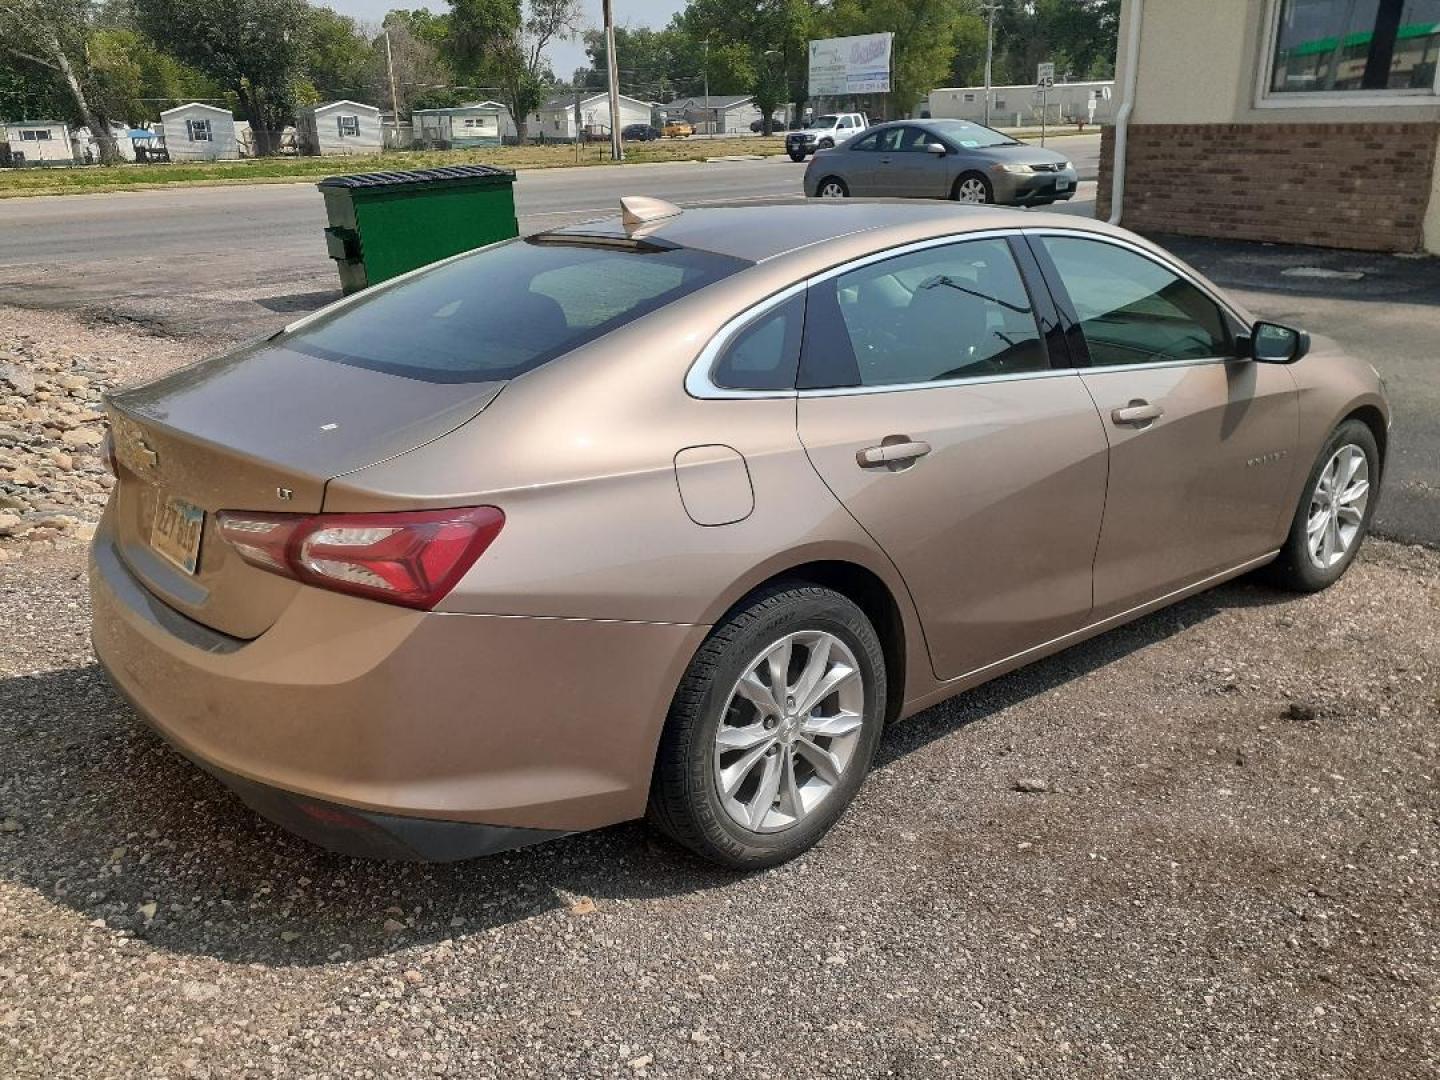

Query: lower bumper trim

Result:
[217,768,569,861]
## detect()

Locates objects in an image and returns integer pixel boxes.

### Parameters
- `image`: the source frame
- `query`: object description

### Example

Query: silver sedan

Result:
[803,119,1078,206]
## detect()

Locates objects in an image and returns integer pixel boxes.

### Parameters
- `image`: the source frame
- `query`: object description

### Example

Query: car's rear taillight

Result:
[215,506,504,610]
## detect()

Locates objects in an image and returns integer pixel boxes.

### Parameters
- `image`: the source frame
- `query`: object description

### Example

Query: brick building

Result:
[1101,0,1440,253]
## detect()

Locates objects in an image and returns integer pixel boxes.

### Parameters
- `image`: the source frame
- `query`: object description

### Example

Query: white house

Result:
[531,93,653,141]
[663,95,766,134]
[298,100,383,156]
[71,123,138,163]
[926,81,1115,128]
[2,121,73,165]
[413,101,516,148]
[160,103,238,161]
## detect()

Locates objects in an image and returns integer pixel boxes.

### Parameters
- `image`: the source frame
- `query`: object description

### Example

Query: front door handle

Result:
[1111,400,1164,426]
[857,439,932,469]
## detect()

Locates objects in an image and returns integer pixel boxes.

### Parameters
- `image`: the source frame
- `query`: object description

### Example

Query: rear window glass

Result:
[283,237,749,383]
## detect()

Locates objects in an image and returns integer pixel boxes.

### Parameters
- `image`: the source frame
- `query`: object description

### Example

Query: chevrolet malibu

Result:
[91,198,1388,869]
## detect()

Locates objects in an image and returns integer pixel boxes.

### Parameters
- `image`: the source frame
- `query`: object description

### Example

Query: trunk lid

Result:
[106,340,502,639]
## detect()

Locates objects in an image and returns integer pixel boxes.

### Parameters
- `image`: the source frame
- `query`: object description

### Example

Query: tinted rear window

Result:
[283,237,749,383]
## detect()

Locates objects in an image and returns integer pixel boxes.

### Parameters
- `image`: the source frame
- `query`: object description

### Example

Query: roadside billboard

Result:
[808,33,893,96]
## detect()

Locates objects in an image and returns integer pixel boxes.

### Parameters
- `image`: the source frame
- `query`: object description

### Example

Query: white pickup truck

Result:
[785,114,868,161]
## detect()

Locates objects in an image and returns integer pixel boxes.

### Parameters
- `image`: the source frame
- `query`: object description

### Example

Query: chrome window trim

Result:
[1082,355,1245,376]
[686,229,1050,400]
[799,367,1081,398]
[684,280,808,400]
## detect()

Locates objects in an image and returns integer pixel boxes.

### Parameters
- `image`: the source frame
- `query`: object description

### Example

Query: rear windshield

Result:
[283,237,749,383]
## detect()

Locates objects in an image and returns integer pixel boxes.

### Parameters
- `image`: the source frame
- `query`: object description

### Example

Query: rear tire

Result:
[647,584,886,870]
[815,177,849,199]
[1263,419,1379,592]
[952,172,993,204]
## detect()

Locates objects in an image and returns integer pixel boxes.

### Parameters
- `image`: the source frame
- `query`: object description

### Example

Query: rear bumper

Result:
[89,506,707,852]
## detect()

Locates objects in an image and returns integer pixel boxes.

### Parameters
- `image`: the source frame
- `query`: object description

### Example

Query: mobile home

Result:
[413,102,516,148]
[2,121,73,166]
[298,100,383,156]
[160,103,239,161]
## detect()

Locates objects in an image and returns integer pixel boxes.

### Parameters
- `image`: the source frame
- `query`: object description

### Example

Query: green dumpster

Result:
[318,164,519,294]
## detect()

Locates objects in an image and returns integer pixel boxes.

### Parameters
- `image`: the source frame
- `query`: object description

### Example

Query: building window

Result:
[1269,0,1440,94]
[337,115,359,137]
[186,118,212,142]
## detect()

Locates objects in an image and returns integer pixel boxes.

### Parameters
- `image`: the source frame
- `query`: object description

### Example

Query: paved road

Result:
[0,135,1102,339]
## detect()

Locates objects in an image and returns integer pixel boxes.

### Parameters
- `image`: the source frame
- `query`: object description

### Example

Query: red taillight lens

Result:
[216,506,505,610]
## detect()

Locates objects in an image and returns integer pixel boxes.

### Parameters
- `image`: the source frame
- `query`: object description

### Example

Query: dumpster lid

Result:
[317,164,516,190]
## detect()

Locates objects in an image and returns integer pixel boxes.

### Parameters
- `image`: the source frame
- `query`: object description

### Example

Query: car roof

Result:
[543,200,1120,265]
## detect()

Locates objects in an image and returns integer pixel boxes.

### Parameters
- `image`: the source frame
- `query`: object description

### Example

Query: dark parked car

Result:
[804,118,1077,206]
[622,123,661,142]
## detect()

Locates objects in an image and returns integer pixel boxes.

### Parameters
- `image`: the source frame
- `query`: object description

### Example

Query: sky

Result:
[322,0,688,86]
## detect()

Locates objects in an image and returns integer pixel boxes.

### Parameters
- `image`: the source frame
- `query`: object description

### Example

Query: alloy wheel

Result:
[1306,444,1370,569]
[712,630,865,833]
[819,181,847,198]
[955,177,988,203]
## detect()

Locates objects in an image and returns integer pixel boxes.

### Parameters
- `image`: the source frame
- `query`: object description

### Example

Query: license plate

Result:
[151,495,205,575]
[1056,178,1071,190]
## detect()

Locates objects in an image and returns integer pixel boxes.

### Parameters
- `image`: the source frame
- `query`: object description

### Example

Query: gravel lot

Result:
[1,309,1438,1078]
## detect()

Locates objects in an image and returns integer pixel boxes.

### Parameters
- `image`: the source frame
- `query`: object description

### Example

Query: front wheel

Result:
[647,584,886,869]
[817,138,834,150]
[952,172,994,204]
[1264,419,1379,592]
[788,150,807,162]
[815,177,849,199]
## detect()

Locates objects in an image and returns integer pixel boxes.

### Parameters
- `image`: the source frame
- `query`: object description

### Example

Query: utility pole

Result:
[982,3,1000,126]
[703,38,711,134]
[384,29,401,145]
[603,0,624,160]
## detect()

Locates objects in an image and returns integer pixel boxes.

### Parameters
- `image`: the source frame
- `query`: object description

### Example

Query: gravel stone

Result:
[0,309,1437,1079]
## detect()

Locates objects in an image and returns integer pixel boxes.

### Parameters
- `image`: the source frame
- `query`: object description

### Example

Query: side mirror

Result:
[925,142,947,155]
[1248,320,1310,363]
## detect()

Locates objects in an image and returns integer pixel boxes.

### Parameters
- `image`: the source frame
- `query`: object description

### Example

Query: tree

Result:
[305,6,375,102]
[824,0,969,117]
[0,0,123,162]
[132,0,311,155]
[447,0,580,142]
[371,12,455,115]
[87,27,224,123]
[674,0,810,129]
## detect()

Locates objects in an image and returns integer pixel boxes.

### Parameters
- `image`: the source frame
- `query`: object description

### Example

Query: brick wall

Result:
[1095,122,1440,253]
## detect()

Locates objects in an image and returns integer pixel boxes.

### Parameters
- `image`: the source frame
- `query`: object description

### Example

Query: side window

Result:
[712,293,805,391]
[896,127,930,152]
[1038,237,1230,366]
[800,238,1048,389]
[875,127,906,152]
[849,131,881,152]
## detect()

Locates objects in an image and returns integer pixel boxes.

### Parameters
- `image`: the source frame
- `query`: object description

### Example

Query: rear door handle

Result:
[857,439,932,469]
[1111,400,1164,426]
